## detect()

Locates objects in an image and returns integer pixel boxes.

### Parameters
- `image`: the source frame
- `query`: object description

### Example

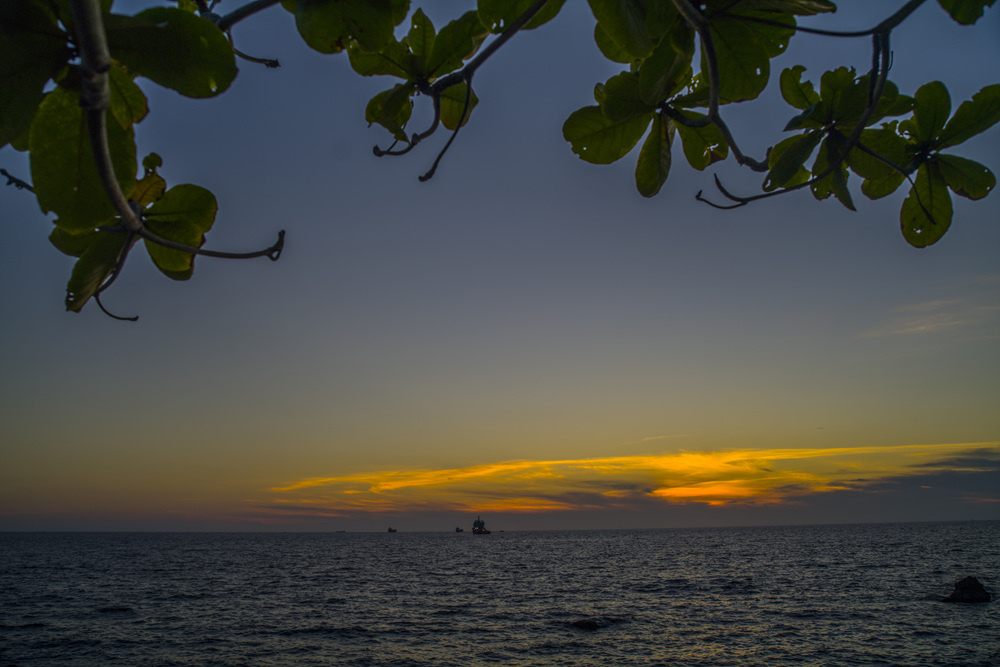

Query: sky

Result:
[1,0,998,532]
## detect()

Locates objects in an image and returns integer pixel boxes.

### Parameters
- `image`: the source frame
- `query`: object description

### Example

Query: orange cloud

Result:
[265,442,999,516]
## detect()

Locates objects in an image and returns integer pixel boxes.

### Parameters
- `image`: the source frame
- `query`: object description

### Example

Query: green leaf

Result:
[563,105,652,164]
[635,112,672,197]
[601,72,654,122]
[107,64,148,130]
[49,227,94,258]
[936,0,996,24]
[910,81,951,143]
[587,0,653,60]
[143,184,218,279]
[0,0,72,147]
[810,133,855,210]
[818,66,854,110]
[638,38,692,106]
[365,83,415,141]
[938,84,1000,148]
[765,130,823,190]
[133,153,167,208]
[780,66,819,110]
[785,67,852,132]
[105,8,236,98]
[64,230,131,312]
[900,162,953,247]
[673,111,728,170]
[440,82,479,130]
[704,11,793,103]
[479,0,567,32]
[347,38,415,78]
[291,0,401,53]
[407,8,435,64]
[831,77,905,130]
[593,22,632,64]
[426,11,489,79]
[880,92,914,119]
[143,153,163,172]
[783,103,822,131]
[29,86,136,232]
[144,184,217,233]
[936,154,995,200]
[132,172,167,208]
[847,125,908,199]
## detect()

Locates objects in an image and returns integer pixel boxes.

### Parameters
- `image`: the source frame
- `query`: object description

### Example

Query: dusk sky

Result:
[1,0,998,532]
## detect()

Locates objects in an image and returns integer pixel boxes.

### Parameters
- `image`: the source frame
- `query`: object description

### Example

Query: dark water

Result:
[1,522,998,666]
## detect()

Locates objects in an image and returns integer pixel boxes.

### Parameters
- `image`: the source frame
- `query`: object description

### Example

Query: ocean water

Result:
[1,522,997,666]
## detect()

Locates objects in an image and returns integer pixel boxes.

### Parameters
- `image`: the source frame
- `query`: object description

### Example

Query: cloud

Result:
[859,279,1000,340]
[261,442,1000,519]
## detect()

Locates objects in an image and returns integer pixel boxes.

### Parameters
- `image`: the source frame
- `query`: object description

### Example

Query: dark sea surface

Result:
[1,522,998,666]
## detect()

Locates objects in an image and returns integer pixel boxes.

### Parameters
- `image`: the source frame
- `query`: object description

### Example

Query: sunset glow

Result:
[0,1,997,534]
[264,443,1000,517]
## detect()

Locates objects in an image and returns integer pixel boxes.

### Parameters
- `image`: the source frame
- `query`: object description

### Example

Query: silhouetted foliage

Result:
[1,0,997,318]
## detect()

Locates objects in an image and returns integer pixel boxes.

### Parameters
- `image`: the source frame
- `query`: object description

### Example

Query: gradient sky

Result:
[1,1,998,532]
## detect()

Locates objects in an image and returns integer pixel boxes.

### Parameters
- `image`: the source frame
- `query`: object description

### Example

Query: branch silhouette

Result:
[64,0,286,318]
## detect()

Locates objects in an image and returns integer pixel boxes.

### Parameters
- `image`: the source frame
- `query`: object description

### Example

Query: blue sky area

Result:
[1,0,998,531]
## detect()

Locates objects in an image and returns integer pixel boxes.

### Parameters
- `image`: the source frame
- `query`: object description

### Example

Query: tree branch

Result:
[720,0,929,37]
[216,0,282,33]
[670,0,769,171]
[1,168,34,192]
[432,0,552,93]
[70,0,143,233]
[137,227,286,261]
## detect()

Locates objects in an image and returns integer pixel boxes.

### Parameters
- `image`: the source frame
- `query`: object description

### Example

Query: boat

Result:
[387,527,397,533]
[455,527,464,532]
[472,516,491,534]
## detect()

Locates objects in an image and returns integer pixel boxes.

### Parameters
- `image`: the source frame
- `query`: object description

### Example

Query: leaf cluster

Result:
[1,0,998,319]
[2,0,236,312]
[559,0,998,246]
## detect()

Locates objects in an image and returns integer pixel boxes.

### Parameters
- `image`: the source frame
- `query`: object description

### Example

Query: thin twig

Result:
[230,40,280,68]
[1,168,34,192]
[233,48,280,68]
[373,96,441,157]
[136,228,285,261]
[94,294,139,321]
[420,78,474,181]
[702,19,897,207]
[92,230,139,321]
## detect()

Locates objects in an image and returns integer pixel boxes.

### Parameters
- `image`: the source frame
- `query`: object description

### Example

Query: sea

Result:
[1,521,997,666]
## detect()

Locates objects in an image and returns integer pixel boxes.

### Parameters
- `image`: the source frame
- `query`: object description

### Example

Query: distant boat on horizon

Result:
[472,516,490,535]
[455,527,464,532]
[387,527,397,533]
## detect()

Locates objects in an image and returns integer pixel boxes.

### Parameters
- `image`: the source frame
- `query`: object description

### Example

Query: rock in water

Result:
[572,617,612,630]
[942,576,991,603]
